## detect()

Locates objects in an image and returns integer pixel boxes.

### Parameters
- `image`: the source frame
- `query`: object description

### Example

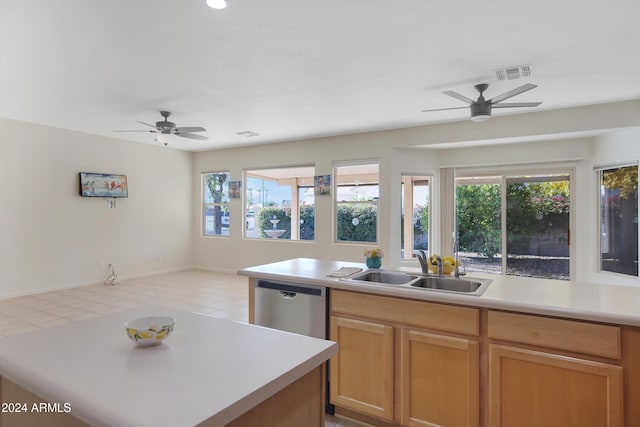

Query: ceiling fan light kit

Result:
[154,134,171,146]
[206,0,227,9]
[114,111,208,146]
[470,111,491,122]
[423,82,542,122]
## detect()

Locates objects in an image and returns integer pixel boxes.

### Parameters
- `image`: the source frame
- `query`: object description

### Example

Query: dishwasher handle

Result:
[279,291,298,299]
[255,280,326,297]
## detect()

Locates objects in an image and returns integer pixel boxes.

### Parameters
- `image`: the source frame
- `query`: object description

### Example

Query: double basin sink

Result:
[342,269,491,296]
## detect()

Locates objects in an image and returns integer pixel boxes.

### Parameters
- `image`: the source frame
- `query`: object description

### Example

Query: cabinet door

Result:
[400,329,479,427]
[489,344,623,427]
[330,316,394,421]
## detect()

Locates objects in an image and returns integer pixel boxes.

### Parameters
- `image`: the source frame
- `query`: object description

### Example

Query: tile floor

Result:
[0,270,366,427]
[0,270,248,338]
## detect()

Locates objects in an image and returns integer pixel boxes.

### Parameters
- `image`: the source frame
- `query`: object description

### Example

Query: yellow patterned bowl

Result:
[125,316,175,347]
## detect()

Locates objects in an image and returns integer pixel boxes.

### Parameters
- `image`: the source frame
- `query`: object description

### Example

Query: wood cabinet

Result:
[487,311,624,427]
[400,329,479,427]
[328,289,640,426]
[330,290,480,426]
[330,316,394,421]
[488,344,622,427]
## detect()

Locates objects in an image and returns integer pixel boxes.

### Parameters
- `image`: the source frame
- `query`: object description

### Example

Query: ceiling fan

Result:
[422,83,542,122]
[114,111,208,144]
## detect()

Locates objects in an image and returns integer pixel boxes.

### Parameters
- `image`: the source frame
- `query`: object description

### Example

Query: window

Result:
[244,166,315,240]
[456,176,502,273]
[598,164,638,276]
[455,170,571,280]
[335,162,379,243]
[203,172,230,236]
[401,175,431,259]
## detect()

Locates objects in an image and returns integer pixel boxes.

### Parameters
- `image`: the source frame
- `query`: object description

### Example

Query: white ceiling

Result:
[1,0,639,151]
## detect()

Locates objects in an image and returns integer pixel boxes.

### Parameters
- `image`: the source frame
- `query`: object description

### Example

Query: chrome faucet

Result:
[416,251,443,277]
[416,250,429,275]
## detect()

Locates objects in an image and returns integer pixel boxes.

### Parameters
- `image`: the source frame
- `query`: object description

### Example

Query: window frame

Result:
[242,164,315,241]
[400,174,432,260]
[595,161,639,278]
[333,160,380,244]
[453,165,576,280]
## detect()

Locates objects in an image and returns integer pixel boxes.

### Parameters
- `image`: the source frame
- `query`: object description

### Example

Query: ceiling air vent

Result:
[495,64,532,81]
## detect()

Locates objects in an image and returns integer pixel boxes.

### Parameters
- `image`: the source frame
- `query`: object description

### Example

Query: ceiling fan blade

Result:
[443,90,475,105]
[489,83,537,104]
[175,126,206,133]
[113,130,155,133]
[422,106,469,113]
[492,102,542,108]
[137,121,159,129]
[178,132,209,141]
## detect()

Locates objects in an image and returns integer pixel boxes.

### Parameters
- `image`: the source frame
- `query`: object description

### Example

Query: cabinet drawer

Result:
[331,290,479,336]
[488,311,621,359]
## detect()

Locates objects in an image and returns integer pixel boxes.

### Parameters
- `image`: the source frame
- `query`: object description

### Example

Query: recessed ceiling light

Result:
[206,0,227,9]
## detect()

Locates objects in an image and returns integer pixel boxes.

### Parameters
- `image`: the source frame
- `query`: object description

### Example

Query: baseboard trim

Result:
[0,266,197,301]
[194,266,238,275]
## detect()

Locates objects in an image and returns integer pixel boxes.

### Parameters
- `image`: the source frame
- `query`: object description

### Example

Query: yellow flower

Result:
[364,248,384,258]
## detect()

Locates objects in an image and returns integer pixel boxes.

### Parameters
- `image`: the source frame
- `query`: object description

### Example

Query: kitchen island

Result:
[0,306,337,427]
[239,258,640,427]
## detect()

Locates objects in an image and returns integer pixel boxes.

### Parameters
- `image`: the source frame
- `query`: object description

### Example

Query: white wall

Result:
[193,118,640,287]
[192,130,593,274]
[0,118,194,299]
[193,130,400,272]
[2,100,639,299]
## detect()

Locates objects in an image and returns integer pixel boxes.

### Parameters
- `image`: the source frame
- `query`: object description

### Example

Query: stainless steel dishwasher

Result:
[254,279,334,414]
[254,279,327,339]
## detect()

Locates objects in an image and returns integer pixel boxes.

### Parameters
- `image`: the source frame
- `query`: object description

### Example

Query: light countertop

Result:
[238,258,640,327]
[0,306,337,427]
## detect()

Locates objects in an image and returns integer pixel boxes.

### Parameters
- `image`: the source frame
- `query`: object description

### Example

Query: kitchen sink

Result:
[345,270,419,285]
[342,269,492,296]
[410,276,492,296]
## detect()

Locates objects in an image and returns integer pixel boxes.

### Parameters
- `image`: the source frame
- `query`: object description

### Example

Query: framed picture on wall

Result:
[79,172,128,198]
[229,181,242,198]
[315,175,331,195]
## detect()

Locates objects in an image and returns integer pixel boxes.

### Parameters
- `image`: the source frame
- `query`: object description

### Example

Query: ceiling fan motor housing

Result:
[471,100,491,120]
[156,120,176,130]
